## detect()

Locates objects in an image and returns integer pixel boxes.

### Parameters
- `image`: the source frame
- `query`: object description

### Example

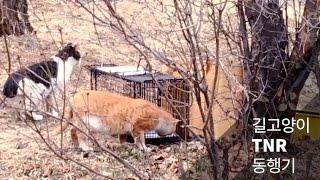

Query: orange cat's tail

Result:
[51,107,74,136]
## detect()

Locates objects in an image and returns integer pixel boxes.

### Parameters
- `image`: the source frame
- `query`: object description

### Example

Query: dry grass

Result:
[0,113,212,179]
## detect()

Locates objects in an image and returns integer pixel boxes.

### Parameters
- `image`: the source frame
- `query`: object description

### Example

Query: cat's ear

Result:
[57,43,73,60]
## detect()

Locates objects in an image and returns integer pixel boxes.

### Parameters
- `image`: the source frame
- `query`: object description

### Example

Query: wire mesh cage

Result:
[87,64,190,142]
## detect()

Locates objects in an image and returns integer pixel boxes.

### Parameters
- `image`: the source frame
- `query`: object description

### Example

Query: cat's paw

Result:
[32,113,43,121]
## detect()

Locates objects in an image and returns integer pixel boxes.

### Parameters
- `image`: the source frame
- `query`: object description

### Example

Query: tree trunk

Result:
[281,0,320,118]
[0,0,33,36]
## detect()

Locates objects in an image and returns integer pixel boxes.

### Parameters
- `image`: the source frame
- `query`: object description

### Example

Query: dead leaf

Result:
[43,168,53,177]
[16,142,28,149]
[178,160,188,175]
[152,152,168,161]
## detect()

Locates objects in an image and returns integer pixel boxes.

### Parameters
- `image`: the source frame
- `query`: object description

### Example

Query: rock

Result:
[152,152,168,162]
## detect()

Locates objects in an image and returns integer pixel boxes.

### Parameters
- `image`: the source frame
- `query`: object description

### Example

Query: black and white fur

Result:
[3,43,81,120]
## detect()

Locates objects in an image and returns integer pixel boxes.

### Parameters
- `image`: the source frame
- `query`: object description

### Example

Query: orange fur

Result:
[54,90,179,151]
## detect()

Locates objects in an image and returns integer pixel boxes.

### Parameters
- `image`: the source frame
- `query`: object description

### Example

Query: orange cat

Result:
[54,90,179,151]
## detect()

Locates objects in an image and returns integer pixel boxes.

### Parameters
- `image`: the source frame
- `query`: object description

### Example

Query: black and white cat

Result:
[2,43,81,120]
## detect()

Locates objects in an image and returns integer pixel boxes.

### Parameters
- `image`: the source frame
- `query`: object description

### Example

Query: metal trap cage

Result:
[87,64,190,142]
